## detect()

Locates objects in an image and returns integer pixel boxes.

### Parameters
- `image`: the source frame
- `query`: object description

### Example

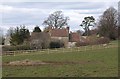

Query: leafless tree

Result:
[43,11,69,29]
[98,7,118,40]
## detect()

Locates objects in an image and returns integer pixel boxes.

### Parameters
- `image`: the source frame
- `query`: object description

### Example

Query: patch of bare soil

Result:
[3,59,103,66]
[3,59,49,66]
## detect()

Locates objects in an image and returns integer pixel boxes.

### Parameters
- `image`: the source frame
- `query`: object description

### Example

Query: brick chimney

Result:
[66,26,69,32]
[66,26,69,37]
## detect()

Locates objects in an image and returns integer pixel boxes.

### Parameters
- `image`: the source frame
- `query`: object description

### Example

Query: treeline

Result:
[1,6,120,47]
[80,7,119,40]
[6,25,42,46]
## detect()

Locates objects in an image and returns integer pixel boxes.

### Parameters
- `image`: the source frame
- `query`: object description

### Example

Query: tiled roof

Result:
[69,32,80,42]
[50,29,69,37]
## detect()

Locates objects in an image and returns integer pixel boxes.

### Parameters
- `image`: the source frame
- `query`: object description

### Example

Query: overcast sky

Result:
[0,0,119,34]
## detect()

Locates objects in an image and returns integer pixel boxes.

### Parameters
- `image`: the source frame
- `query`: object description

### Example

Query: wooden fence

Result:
[2,44,118,56]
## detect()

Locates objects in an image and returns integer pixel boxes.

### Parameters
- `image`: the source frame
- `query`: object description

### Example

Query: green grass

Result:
[2,40,118,77]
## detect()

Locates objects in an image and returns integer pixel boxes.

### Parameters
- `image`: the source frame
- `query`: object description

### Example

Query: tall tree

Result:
[10,25,30,45]
[0,36,5,45]
[98,7,117,40]
[80,16,95,36]
[19,25,30,42]
[43,11,69,29]
[6,27,14,37]
[10,27,21,45]
[118,2,120,39]
[33,25,41,32]
[0,29,4,45]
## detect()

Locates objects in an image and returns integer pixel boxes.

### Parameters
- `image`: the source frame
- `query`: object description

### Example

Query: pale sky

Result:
[0,0,119,34]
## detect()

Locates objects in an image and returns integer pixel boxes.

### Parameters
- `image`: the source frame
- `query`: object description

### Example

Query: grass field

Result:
[2,40,118,77]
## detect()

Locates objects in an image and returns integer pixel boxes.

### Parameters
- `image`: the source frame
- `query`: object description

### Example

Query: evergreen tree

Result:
[33,26,41,32]
[80,16,95,36]
[10,25,30,45]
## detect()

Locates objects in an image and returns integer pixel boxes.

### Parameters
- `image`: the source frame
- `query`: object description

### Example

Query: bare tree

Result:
[118,1,120,27]
[98,7,118,40]
[43,11,69,29]
[6,27,14,36]
[0,32,4,45]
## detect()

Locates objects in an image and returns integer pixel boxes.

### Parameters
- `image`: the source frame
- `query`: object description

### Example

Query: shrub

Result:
[86,36,110,45]
[2,45,31,51]
[76,37,110,47]
[76,41,89,46]
[50,41,64,48]
[96,37,110,44]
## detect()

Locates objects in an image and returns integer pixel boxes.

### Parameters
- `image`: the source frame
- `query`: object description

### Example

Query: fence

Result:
[2,44,118,56]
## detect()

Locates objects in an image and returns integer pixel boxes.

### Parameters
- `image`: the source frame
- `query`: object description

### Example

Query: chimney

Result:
[66,26,69,32]
[66,26,69,38]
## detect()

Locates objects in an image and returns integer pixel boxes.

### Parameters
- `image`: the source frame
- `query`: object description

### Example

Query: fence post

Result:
[63,48,64,53]
[71,48,72,52]
[14,51,15,56]
[85,46,86,51]
[55,48,57,52]
[78,47,79,52]
[92,45,93,50]
[48,49,49,54]
[98,44,101,49]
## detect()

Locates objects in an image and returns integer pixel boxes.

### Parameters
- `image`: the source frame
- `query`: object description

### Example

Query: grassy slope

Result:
[2,41,118,77]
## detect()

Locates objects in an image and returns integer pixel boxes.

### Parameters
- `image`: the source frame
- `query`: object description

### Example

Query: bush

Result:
[2,45,31,51]
[96,37,110,44]
[86,36,110,45]
[75,37,110,47]
[50,41,64,48]
[76,41,89,46]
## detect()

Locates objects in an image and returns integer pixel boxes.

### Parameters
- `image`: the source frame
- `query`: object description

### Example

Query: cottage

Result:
[49,27,69,47]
